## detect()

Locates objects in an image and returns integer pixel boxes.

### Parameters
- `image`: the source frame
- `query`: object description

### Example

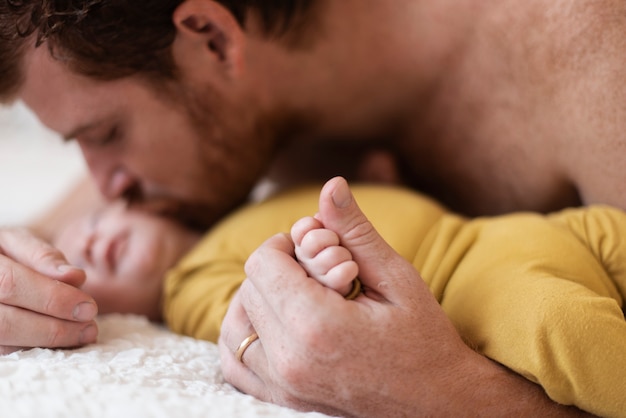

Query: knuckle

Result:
[0,265,17,301]
[275,333,331,392]
[344,218,378,247]
[296,317,333,353]
[33,246,63,265]
[275,357,309,391]
[44,321,68,347]
[43,284,59,315]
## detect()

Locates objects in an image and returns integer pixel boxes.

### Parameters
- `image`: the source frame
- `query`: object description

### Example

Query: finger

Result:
[244,233,346,325]
[308,245,353,276]
[219,290,269,399]
[290,216,323,247]
[324,260,359,294]
[0,254,97,322]
[298,228,341,260]
[0,345,26,355]
[0,304,98,348]
[0,227,86,286]
[317,176,422,302]
[219,336,269,399]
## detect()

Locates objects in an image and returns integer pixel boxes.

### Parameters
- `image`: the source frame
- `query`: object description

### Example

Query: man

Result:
[0,0,618,415]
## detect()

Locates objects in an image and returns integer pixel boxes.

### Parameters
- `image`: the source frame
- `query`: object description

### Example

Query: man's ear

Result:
[171,0,245,80]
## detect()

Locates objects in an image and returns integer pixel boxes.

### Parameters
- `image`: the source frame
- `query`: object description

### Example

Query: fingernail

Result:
[332,182,352,208]
[58,264,80,274]
[73,302,98,321]
[79,324,98,344]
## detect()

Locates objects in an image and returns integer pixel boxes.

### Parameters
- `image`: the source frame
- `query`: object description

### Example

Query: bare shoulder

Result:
[548,0,626,210]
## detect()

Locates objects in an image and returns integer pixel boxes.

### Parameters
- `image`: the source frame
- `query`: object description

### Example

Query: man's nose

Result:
[94,166,137,201]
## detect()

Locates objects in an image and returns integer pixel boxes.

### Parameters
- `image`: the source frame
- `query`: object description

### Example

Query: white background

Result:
[0,102,87,226]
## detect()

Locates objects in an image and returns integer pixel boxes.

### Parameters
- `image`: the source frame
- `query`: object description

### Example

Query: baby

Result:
[52,199,356,323]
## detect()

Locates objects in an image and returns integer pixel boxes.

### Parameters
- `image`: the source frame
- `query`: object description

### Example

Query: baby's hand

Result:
[291,216,358,296]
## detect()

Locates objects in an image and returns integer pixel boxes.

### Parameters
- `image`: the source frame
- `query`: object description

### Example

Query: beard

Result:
[142,80,294,231]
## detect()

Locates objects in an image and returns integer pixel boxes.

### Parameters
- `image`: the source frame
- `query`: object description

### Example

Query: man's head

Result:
[0,0,313,99]
[0,0,316,228]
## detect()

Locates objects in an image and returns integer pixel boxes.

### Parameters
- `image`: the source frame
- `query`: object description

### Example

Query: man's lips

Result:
[126,197,182,216]
[128,198,217,230]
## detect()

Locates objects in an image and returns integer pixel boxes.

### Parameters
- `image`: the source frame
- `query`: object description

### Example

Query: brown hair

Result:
[0,0,314,102]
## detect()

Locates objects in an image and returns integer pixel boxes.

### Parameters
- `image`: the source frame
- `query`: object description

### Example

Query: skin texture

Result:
[0,0,623,414]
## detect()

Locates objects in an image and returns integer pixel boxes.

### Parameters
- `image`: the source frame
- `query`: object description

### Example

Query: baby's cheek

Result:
[124,248,158,282]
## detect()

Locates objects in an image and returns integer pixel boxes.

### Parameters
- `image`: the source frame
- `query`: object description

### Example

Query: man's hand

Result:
[219,177,591,417]
[0,227,98,354]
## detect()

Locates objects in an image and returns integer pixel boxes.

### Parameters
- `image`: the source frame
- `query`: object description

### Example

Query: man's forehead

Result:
[19,45,112,136]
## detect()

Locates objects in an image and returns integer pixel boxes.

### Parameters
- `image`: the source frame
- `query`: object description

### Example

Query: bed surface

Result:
[0,104,335,418]
[1,314,333,418]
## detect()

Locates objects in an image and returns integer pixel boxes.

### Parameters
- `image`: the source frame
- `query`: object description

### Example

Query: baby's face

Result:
[54,201,200,320]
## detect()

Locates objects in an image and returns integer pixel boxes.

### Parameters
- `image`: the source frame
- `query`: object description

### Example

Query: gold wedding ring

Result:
[235,332,259,364]
[344,278,362,300]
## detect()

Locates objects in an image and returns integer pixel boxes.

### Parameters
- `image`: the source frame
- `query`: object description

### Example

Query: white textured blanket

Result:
[0,314,334,418]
